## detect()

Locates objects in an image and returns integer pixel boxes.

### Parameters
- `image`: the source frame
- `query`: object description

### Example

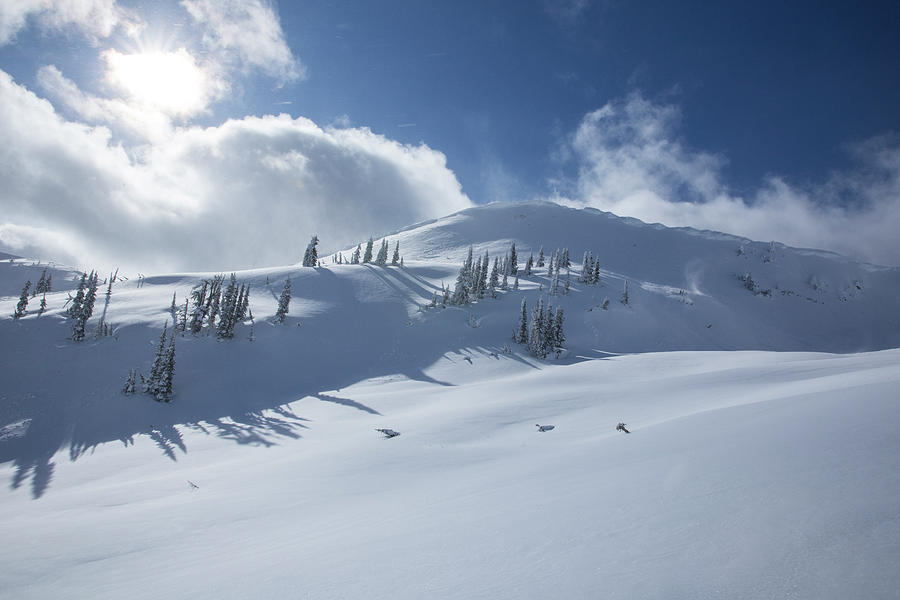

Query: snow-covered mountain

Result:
[2,202,899,599]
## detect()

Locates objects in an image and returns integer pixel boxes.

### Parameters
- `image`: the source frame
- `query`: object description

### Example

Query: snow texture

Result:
[1,202,899,599]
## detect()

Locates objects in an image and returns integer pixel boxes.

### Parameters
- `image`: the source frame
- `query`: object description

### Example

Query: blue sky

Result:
[1,1,899,270]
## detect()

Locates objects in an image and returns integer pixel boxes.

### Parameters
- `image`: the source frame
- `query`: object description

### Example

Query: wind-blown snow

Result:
[1,202,899,599]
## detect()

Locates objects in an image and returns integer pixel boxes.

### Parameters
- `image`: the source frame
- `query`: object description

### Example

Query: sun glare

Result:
[104,48,210,117]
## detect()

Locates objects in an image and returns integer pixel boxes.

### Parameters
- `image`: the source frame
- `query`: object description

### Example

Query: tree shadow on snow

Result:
[0,266,573,498]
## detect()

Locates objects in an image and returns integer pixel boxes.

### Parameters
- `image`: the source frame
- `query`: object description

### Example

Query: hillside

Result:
[1,201,899,598]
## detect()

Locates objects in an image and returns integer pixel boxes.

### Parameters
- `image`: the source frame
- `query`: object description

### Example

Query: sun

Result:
[104,48,211,117]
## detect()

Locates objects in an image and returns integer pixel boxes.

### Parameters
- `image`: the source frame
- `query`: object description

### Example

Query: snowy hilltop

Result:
[1,201,899,599]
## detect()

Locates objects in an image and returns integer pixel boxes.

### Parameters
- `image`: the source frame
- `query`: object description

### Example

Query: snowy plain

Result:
[1,202,899,599]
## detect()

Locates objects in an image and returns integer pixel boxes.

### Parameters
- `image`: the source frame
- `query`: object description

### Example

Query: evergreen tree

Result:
[537,247,545,267]
[82,271,99,322]
[622,280,630,305]
[509,242,518,275]
[391,241,401,266]
[363,238,374,263]
[529,298,546,358]
[515,299,528,344]
[592,259,601,284]
[275,277,291,323]
[38,291,47,316]
[553,307,565,354]
[351,244,361,264]
[34,269,48,297]
[489,257,500,290]
[123,368,137,394]
[524,254,533,276]
[67,273,87,320]
[161,329,176,402]
[13,281,31,319]
[375,239,389,265]
[513,272,519,290]
[564,268,570,295]
[145,323,168,397]
[179,298,189,332]
[501,268,508,290]
[450,263,470,305]
[217,274,239,339]
[302,235,319,267]
[189,280,209,333]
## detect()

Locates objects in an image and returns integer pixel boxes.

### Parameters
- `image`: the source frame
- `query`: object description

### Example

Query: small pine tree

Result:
[524,254,533,276]
[622,280,630,305]
[509,243,518,275]
[303,235,319,267]
[375,239,389,266]
[34,269,48,297]
[513,272,519,290]
[553,306,565,355]
[564,268,570,295]
[145,323,169,397]
[363,238,374,263]
[391,241,400,266]
[537,247,545,268]
[38,291,47,316]
[351,245,361,264]
[13,281,31,319]
[123,368,138,394]
[160,330,176,402]
[275,277,291,323]
[515,299,528,344]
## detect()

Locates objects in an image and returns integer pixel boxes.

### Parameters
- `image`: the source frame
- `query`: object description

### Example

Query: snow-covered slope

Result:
[2,202,899,598]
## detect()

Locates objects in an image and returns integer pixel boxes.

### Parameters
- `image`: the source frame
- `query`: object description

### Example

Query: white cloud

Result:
[0,0,138,46]
[181,0,305,84]
[36,64,174,142]
[0,70,471,273]
[562,92,900,266]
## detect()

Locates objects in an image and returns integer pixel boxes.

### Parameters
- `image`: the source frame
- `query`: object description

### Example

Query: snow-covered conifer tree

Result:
[552,306,565,355]
[509,243,518,274]
[34,269,48,297]
[515,299,528,344]
[123,369,137,394]
[303,235,319,267]
[375,239,389,265]
[489,257,500,291]
[67,273,87,320]
[351,245,361,264]
[145,323,168,397]
[451,264,470,306]
[189,280,209,334]
[524,254,533,276]
[622,280,630,305]
[275,277,291,323]
[391,241,400,266]
[537,247,545,268]
[38,291,47,316]
[592,259,601,284]
[363,238,374,263]
[161,330,176,402]
[529,298,545,357]
[13,281,31,319]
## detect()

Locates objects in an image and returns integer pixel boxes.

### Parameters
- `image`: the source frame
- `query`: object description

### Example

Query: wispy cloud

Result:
[180,0,305,84]
[558,92,900,266]
[0,0,141,46]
